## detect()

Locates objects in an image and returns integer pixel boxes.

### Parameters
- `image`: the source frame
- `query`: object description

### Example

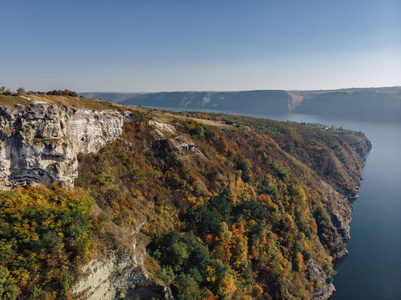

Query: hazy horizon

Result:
[1,0,400,92]
[79,85,401,94]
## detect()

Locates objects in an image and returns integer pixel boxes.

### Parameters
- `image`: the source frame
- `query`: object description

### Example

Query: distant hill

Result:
[81,86,401,122]
[81,90,299,115]
[123,90,297,114]
[292,87,401,122]
[79,92,146,103]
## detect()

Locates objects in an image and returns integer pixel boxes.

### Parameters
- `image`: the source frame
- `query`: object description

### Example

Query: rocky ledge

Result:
[0,101,135,189]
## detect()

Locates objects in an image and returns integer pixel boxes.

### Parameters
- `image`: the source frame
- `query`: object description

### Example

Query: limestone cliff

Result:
[0,100,135,189]
[0,98,169,299]
[71,218,171,300]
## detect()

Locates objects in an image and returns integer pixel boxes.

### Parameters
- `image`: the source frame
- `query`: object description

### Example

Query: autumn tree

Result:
[17,87,26,95]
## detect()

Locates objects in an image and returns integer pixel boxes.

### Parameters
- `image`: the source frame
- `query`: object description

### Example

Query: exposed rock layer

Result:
[0,102,135,189]
[72,252,146,300]
[71,215,170,300]
[307,259,336,300]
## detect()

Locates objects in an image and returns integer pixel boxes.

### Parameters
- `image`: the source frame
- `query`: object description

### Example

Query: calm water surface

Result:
[152,106,401,299]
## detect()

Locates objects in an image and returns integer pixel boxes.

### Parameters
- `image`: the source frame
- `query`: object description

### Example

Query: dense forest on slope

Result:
[75,111,369,299]
[0,186,94,299]
[0,97,370,299]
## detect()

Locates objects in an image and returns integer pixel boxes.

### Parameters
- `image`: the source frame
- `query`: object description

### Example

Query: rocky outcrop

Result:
[71,252,147,300]
[72,251,170,300]
[319,180,352,259]
[0,102,135,189]
[307,259,336,300]
[71,218,171,300]
[148,120,201,155]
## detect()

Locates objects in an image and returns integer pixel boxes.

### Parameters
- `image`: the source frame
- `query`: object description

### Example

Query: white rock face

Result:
[149,120,176,136]
[71,252,147,300]
[0,103,135,189]
[71,217,171,300]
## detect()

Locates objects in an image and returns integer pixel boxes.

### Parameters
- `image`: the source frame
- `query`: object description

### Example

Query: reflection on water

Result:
[150,106,401,299]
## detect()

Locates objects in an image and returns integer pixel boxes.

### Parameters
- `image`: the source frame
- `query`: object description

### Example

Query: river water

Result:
[152,107,401,299]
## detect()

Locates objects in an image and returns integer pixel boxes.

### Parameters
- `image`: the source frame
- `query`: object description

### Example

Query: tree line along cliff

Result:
[0,94,371,299]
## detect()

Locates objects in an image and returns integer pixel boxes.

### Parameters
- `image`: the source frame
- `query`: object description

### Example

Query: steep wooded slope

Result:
[75,110,370,299]
[0,95,371,299]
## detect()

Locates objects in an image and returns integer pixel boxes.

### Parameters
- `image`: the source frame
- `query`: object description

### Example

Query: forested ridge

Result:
[0,108,370,299]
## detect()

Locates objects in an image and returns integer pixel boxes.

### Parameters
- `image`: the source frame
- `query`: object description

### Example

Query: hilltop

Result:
[0,94,371,299]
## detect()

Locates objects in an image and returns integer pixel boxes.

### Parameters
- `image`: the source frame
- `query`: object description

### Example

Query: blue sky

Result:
[1,0,400,92]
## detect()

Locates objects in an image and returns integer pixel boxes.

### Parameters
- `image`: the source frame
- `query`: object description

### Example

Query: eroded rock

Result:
[0,103,135,189]
[307,259,336,300]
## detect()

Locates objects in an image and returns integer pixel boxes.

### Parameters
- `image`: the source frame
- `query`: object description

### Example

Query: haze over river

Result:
[153,106,401,299]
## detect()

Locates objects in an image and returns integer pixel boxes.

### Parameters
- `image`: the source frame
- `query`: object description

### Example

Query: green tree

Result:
[0,266,19,300]
[173,274,200,300]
